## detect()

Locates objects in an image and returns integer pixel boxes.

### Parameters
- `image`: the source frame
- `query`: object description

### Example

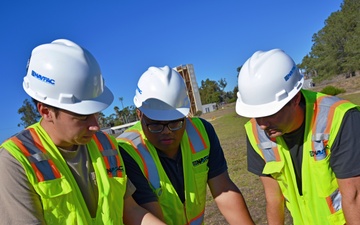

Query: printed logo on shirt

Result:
[107,165,124,174]
[192,155,209,167]
[309,148,327,160]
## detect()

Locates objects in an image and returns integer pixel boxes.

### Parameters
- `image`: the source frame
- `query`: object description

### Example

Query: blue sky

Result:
[0,0,343,142]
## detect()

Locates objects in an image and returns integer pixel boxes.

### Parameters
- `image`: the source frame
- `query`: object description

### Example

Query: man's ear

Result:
[294,92,302,105]
[37,103,52,120]
[136,109,142,120]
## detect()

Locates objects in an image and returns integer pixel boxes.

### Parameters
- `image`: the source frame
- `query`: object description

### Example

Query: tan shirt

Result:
[0,145,135,225]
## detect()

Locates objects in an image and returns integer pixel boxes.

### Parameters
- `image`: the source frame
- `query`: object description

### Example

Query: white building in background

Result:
[202,103,217,114]
[101,121,138,136]
[174,64,203,116]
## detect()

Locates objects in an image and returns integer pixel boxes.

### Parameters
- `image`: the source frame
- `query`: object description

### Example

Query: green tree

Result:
[218,78,227,102]
[199,78,221,104]
[18,98,40,128]
[299,0,360,81]
[342,0,360,76]
[231,86,239,103]
[236,66,242,74]
[128,105,138,122]
[114,106,123,125]
[97,112,107,128]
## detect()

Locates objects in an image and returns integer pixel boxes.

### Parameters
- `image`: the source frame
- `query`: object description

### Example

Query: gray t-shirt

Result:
[0,144,135,224]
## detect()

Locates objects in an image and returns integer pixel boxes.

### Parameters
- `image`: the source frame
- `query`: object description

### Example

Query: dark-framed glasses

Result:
[142,118,185,133]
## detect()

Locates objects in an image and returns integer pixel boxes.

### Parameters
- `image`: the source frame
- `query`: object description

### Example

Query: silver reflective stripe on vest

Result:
[255,124,278,162]
[15,129,58,181]
[311,96,340,160]
[27,152,51,163]
[328,188,342,212]
[121,131,161,189]
[94,132,123,177]
[185,118,207,153]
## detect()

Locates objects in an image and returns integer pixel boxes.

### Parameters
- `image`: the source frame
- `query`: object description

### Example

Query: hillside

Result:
[311,73,360,95]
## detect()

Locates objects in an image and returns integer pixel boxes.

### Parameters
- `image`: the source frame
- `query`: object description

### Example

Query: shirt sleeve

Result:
[120,146,158,205]
[330,108,360,178]
[199,118,228,180]
[246,136,268,176]
[124,179,136,198]
[0,147,46,225]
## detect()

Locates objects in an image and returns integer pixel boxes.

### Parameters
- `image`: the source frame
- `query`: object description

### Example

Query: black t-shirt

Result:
[247,107,360,195]
[120,118,228,204]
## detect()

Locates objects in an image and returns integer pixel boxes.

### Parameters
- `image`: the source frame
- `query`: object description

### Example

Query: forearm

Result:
[123,197,166,225]
[342,195,360,224]
[265,199,285,225]
[215,189,254,225]
[260,176,285,225]
[337,176,360,224]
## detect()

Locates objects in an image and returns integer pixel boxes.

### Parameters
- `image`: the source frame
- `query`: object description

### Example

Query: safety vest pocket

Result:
[193,169,208,206]
[103,176,126,222]
[34,177,75,223]
[35,176,72,198]
[327,208,346,225]
[311,154,337,197]
[263,160,284,175]
[107,176,126,201]
[263,161,290,201]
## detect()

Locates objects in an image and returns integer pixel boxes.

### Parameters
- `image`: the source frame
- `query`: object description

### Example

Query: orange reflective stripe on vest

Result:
[311,96,350,161]
[10,127,61,182]
[118,129,160,189]
[185,118,208,153]
[188,208,205,225]
[249,119,281,163]
[93,132,123,178]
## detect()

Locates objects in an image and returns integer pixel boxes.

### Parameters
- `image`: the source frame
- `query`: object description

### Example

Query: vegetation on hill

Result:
[298,0,360,82]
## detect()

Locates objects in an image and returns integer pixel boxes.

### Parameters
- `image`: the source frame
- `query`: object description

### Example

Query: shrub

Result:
[194,110,202,116]
[320,85,346,96]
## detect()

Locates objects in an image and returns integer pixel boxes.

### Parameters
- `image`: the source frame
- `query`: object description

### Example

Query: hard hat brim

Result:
[67,86,114,115]
[235,87,302,118]
[139,107,189,121]
[236,96,289,118]
[25,84,114,115]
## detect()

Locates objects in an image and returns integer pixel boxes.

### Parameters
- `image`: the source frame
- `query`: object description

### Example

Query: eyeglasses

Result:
[142,118,185,133]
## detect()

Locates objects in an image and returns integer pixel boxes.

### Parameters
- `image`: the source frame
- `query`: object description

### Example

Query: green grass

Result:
[341,92,360,105]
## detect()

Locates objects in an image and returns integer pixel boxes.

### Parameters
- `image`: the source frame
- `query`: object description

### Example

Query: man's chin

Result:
[77,136,93,144]
[266,131,283,139]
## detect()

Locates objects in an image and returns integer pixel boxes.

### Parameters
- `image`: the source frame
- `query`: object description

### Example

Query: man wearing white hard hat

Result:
[117,66,255,225]
[236,48,360,225]
[0,39,165,225]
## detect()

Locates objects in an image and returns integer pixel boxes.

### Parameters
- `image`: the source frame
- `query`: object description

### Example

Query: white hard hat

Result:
[236,49,304,118]
[134,65,190,121]
[23,39,114,115]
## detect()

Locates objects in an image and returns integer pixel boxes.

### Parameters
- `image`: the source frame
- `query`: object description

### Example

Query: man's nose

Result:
[88,114,100,131]
[256,117,270,130]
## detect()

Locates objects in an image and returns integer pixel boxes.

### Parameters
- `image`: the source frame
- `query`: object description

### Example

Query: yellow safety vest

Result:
[2,122,127,225]
[117,117,210,225]
[245,89,359,225]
